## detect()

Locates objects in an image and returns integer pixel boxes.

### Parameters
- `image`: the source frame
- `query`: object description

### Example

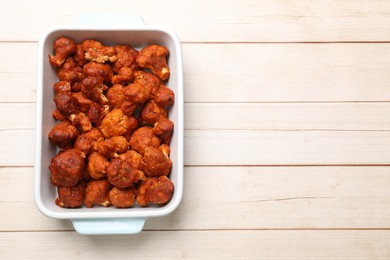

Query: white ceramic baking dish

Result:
[34,14,183,235]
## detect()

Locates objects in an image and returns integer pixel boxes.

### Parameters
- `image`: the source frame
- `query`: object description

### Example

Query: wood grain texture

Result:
[2,0,390,42]
[184,43,390,102]
[0,130,34,166]
[4,43,390,102]
[2,167,390,231]
[6,102,390,131]
[2,0,390,257]
[185,103,390,131]
[0,43,36,102]
[1,230,389,259]
[185,130,390,166]
[0,104,35,130]
[4,129,390,166]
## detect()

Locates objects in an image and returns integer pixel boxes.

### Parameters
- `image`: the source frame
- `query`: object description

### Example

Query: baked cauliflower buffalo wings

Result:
[99,108,138,139]
[154,84,175,107]
[81,75,108,105]
[81,39,117,64]
[154,118,174,145]
[49,148,85,187]
[136,45,170,80]
[129,126,160,155]
[107,158,145,188]
[118,150,143,170]
[136,176,174,207]
[109,187,136,208]
[57,57,83,84]
[49,37,77,67]
[139,99,167,125]
[142,145,172,177]
[111,45,139,84]
[84,179,112,208]
[48,120,78,150]
[106,84,125,108]
[74,127,104,156]
[55,181,86,208]
[48,36,175,208]
[86,152,110,180]
[53,92,80,116]
[97,136,129,158]
[53,81,72,94]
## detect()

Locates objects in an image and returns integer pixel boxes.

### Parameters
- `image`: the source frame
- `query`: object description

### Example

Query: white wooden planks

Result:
[3,129,390,166]
[3,43,390,102]
[1,0,390,258]
[3,102,390,131]
[2,101,390,166]
[2,0,390,42]
[185,103,390,131]
[1,230,389,259]
[2,167,390,231]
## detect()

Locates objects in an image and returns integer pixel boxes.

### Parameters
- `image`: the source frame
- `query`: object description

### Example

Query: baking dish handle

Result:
[77,13,145,26]
[72,218,145,235]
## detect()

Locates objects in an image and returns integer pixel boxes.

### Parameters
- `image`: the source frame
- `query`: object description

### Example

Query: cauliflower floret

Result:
[96,136,129,158]
[49,37,77,67]
[82,39,117,63]
[99,108,138,139]
[111,45,138,84]
[53,81,71,94]
[118,150,143,170]
[74,127,104,156]
[109,187,136,208]
[53,92,80,116]
[107,84,126,108]
[81,76,108,105]
[129,126,160,155]
[153,118,174,144]
[107,158,144,188]
[139,99,167,125]
[136,45,170,80]
[55,181,86,208]
[86,152,110,180]
[84,179,112,208]
[48,120,79,150]
[83,61,113,84]
[69,112,92,132]
[136,176,174,206]
[154,84,175,107]
[49,148,85,187]
[142,146,172,177]
[57,57,83,84]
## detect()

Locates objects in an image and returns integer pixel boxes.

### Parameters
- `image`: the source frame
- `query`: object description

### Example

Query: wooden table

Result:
[1,0,390,258]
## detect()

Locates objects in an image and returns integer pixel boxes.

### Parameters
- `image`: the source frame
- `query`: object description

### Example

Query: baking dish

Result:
[34,13,184,235]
